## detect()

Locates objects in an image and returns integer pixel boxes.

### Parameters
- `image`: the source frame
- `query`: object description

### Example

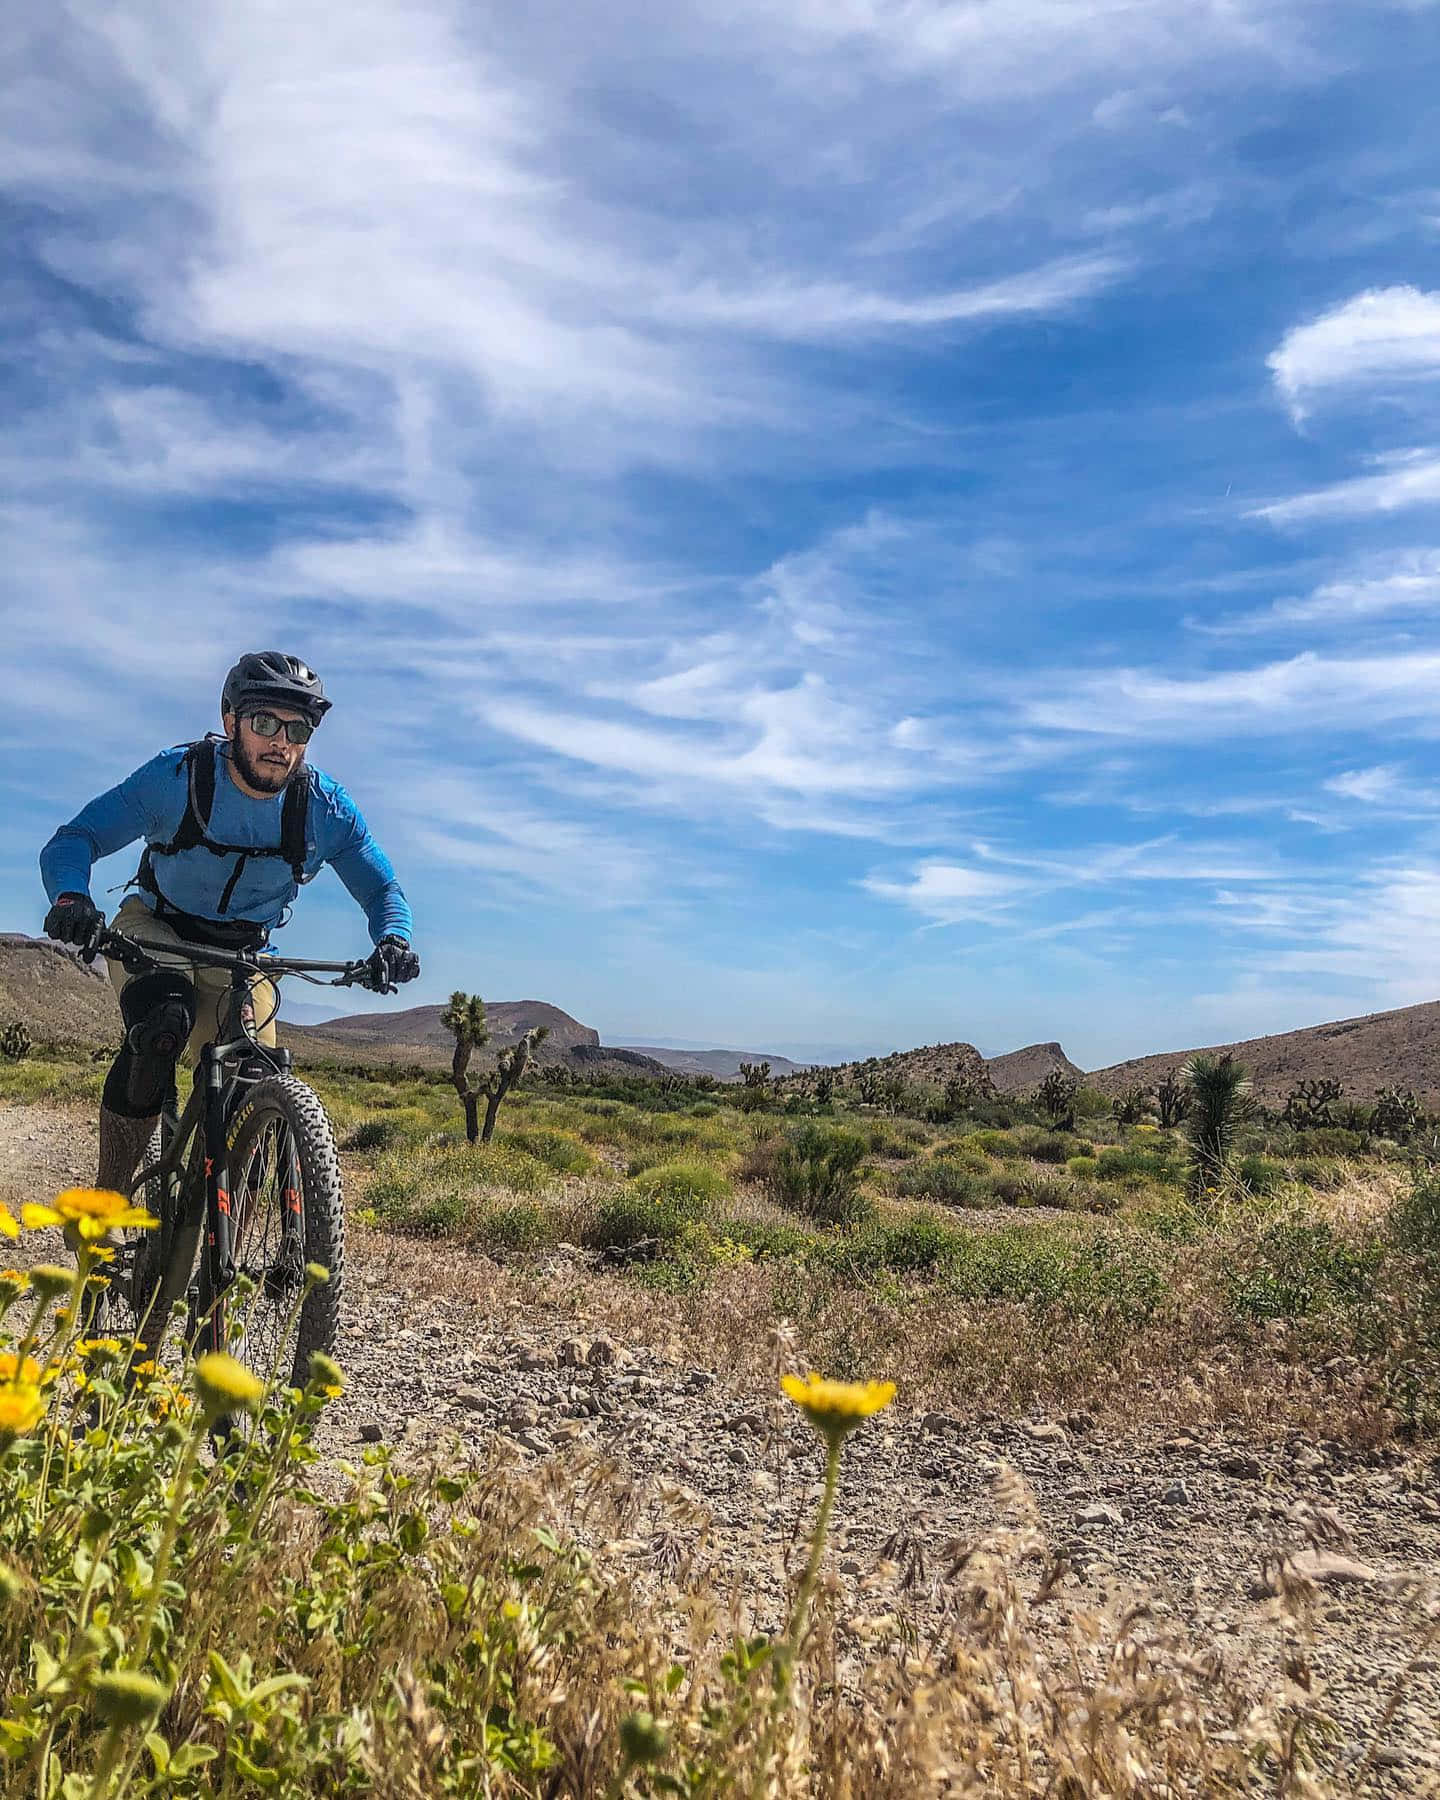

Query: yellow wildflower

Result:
[75,1338,123,1363]
[193,1352,265,1419]
[781,1372,896,1441]
[27,1266,73,1302]
[0,1204,17,1240]
[22,1189,157,1241]
[0,1383,45,1438]
[0,1352,58,1388]
[306,1351,345,1398]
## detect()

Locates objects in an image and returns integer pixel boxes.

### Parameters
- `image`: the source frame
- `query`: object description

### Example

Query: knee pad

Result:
[105,971,197,1117]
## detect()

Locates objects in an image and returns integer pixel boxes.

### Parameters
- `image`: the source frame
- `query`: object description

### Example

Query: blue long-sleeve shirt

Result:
[40,741,412,945]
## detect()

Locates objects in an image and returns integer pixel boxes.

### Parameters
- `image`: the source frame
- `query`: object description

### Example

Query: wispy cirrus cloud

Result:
[1250,449,1440,524]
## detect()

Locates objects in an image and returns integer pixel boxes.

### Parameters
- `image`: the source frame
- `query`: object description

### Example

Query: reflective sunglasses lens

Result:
[284,719,314,744]
[247,711,282,737]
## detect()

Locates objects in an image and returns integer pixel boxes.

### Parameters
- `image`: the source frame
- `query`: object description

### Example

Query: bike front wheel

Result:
[211,1074,345,1388]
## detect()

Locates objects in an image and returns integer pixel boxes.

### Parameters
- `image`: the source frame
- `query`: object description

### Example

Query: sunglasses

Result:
[244,710,315,745]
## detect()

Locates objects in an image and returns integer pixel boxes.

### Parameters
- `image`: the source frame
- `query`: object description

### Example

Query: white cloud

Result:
[1020,649,1440,740]
[1269,285,1440,418]
[1250,450,1440,524]
[1206,548,1440,632]
[863,860,1026,924]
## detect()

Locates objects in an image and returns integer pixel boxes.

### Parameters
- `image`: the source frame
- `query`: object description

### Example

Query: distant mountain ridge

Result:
[619,1046,813,1082]
[5,930,1440,1105]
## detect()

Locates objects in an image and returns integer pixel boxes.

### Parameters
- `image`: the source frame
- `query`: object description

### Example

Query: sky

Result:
[5,1,1440,1068]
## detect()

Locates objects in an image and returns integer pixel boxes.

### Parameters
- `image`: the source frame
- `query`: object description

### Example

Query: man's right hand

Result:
[44,892,104,952]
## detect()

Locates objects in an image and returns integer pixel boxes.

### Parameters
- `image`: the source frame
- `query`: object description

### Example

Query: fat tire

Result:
[219,1074,345,1385]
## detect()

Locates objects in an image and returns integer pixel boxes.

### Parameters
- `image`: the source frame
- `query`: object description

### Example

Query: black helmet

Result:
[222,652,332,725]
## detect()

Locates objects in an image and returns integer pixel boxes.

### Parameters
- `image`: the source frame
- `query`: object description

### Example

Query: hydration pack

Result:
[132,736,312,944]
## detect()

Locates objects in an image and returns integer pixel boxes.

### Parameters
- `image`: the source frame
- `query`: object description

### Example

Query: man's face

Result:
[224,704,310,795]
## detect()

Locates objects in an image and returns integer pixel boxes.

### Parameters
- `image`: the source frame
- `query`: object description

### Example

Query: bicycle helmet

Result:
[221,651,332,725]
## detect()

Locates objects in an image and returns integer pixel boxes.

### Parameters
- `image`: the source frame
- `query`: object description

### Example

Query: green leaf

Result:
[144,1732,171,1776]
[170,1744,219,1775]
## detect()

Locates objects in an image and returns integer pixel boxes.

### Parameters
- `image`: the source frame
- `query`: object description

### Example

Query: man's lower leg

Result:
[97,1105,158,1194]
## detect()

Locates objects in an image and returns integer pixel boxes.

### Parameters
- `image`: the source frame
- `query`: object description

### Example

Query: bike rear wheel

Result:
[208,1074,344,1387]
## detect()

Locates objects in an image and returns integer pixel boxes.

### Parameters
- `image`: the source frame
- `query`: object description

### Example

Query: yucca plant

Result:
[1182,1052,1253,1200]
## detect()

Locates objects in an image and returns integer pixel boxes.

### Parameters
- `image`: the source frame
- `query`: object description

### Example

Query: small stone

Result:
[1077,1503,1123,1528]
[839,1557,861,1576]
[511,1430,550,1456]
[1219,1453,1263,1480]
[454,1387,489,1414]
[1023,1421,1069,1445]
[921,1411,958,1434]
[1160,1480,1193,1507]
[685,1368,717,1391]
[358,1421,384,1444]
[558,1338,590,1368]
[587,1335,619,1368]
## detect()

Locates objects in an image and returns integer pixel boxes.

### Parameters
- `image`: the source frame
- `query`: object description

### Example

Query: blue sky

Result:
[5,1,1440,1067]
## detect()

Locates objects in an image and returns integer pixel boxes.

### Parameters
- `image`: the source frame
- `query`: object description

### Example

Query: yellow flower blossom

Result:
[780,1372,896,1441]
[194,1352,265,1418]
[0,1352,58,1388]
[75,1338,123,1362]
[0,1204,18,1240]
[0,1383,45,1438]
[22,1189,158,1241]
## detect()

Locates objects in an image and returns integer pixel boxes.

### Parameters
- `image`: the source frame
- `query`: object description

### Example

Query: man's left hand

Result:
[366,936,420,991]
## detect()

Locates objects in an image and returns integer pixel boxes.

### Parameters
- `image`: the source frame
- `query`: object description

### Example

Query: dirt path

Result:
[4,1099,1439,1788]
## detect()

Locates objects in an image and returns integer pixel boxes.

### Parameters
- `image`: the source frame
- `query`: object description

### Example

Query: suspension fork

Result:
[201,1044,235,1350]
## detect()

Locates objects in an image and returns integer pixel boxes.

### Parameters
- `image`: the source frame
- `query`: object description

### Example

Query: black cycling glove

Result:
[366,935,420,991]
[44,892,104,951]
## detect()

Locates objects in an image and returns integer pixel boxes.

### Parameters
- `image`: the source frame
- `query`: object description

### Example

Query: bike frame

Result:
[93,929,377,1354]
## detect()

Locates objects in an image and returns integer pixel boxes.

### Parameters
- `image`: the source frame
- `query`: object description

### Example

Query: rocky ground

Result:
[5,1099,1439,1790]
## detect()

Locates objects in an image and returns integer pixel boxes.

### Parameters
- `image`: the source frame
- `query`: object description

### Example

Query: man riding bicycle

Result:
[39,651,419,1200]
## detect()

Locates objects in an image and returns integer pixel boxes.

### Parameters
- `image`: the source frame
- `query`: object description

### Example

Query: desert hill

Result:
[619,1046,812,1082]
[986,1042,1084,1095]
[1085,998,1440,1109]
[0,934,120,1050]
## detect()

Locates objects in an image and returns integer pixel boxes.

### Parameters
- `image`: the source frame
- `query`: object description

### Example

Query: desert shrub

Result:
[1094,1144,1179,1188]
[893,1158,989,1207]
[1014,1129,1074,1164]
[366,1140,554,1236]
[945,1226,1165,1323]
[344,1116,407,1152]
[1067,1154,1100,1180]
[1226,1218,1383,1321]
[1074,1085,1112,1119]
[498,1126,595,1175]
[767,1123,872,1227]
[631,1159,731,1208]
[967,1129,1025,1161]
[1019,1169,1075,1209]
[715,1214,815,1261]
[1391,1166,1440,1259]
[473,1200,555,1254]
[1236,1153,1285,1197]
[1290,1156,1348,1192]
[870,1212,965,1273]
[1295,1126,1367,1158]
[590,1187,701,1250]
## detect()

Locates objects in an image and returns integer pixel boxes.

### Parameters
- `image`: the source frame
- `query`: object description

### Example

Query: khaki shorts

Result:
[106,896,279,1069]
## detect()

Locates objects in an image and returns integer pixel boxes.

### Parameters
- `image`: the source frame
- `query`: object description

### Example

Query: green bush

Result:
[1067,1154,1100,1180]
[473,1201,555,1255]
[893,1159,988,1207]
[944,1226,1164,1322]
[1014,1128,1074,1164]
[498,1127,595,1175]
[766,1123,872,1227]
[631,1160,731,1208]
[968,1129,1024,1161]
[864,1213,964,1273]
[1391,1168,1440,1258]
[1236,1153,1285,1197]
[1094,1144,1179,1188]
[592,1186,703,1250]
[1226,1218,1383,1321]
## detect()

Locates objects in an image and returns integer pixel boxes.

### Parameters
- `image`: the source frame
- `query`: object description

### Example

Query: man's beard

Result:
[233,734,302,795]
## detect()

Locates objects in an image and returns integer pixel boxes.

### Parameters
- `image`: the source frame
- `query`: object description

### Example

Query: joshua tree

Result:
[1155,1067,1190,1129]
[1,1021,32,1062]
[441,991,549,1144]
[1111,1085,1149,1126]
[813,1066,836,1108]
[1035,1069,1078,1131]
[1183,1052,1253,1199]
[1282,1077,1343,1130]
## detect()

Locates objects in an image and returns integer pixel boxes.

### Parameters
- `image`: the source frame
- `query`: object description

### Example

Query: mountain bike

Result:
[87,927,386,1388]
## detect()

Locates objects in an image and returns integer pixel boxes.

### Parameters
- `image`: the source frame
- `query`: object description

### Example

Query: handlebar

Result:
[87,927,388,992]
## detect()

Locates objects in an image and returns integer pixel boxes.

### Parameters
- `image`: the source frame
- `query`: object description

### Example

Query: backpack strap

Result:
[279,771,312,888]
[147,739,217,857]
